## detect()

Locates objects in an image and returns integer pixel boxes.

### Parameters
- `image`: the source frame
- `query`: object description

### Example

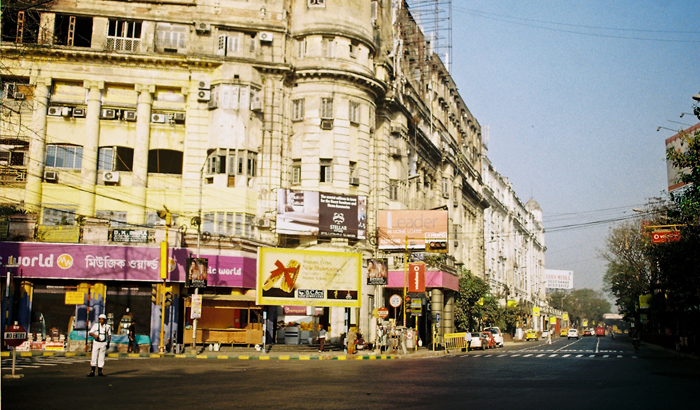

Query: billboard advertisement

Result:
[276,189,366,239]
[366,258,388,285]
[545,269,574,290]
[257,248,362,307]
[186,257,208,288]
[408,262,426,293]
[376,210,448,249]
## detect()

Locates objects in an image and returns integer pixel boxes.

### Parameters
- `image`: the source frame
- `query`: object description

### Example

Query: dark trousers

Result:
[128,338,139,353]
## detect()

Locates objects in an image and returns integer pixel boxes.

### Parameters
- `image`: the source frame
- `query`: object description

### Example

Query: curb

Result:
[1,350,407,360]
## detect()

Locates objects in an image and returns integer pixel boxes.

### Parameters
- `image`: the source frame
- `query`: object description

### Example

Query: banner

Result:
[639,294,652,309]
[276,189,366,239]
[545,269,574,289]
[257,248,361,307]
[186,258,208,288]
[550,316,557,324]
[366,258,388,285]
[408,263,426,293]
[532,307,540,317]
[376,210,448,249]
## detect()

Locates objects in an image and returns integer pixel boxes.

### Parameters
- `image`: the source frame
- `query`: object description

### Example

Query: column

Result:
[132,84,154,225]
[24,78,52,214]
[430,288,444,342]
[443,290,454,335]
[77,82,103,219]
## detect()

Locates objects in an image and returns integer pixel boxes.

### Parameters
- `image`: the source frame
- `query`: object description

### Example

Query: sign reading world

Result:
[544,269,574,290]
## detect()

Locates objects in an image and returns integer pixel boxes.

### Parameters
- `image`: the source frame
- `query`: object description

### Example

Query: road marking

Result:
[589,355,596,358]
[632,356,637,359]
[536,354,545,357]
[549,354,557,357]
[617,355,622,358]
[523,354,532,357]
[511,354,520,357]
[562,354,570,357]
[576,354,583,358]
[498,354,507,357]
[603,355,609,358]
[484,355,492,357]
[595,339,600,353]
[553,339,581,353]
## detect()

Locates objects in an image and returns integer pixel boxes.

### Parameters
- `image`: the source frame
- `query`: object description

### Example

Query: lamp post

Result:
[656,126,680,133]
[157,206,171,353]
[191,152,212,353]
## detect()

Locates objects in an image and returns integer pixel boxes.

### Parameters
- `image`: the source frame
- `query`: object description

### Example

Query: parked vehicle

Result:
[525,329,538,341]
[560,328,569,337]
[541,329,549,339]
[470,332,485,350]
[483,331,497,349]
[568,328,579,339]
[583,328,592,336]
[596,326,606,337]
[485,327,504,347]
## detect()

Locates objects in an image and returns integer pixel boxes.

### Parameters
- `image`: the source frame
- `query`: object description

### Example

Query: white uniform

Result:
[90,322,111,368]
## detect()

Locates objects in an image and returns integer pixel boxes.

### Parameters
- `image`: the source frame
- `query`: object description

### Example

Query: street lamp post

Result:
[191,152,212,353]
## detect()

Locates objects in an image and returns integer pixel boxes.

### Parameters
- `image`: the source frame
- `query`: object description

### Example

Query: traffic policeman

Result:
[87,314,111,377]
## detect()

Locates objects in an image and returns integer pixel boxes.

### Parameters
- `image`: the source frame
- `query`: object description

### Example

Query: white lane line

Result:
[498,354,507,357]
[536,354,545,357]
[562,354,570,358]
[589,354,596,358]
[617,355,622,358]
[549,354,557,357]
[523,354,532,357]
[576,354,583,358]
[485,355,493,357]
[511,354,520,357]
[595,339,600,353]
[553,338,582,353]
[632,356,638,359]
[603,355,609,358]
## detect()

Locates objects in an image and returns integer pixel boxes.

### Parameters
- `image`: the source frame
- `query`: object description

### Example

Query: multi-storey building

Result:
[482,151,546,329]
[0,0,488,349]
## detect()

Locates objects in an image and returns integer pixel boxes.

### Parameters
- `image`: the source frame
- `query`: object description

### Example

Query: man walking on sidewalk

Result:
[87,314,111,377]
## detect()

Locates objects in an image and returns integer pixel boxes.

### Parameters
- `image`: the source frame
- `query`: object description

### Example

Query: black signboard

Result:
[111,229,149,243]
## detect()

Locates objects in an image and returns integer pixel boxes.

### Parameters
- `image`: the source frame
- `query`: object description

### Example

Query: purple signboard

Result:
[0,242,256,288]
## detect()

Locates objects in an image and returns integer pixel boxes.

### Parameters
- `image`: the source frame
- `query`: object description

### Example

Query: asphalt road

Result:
[3,335,699,410]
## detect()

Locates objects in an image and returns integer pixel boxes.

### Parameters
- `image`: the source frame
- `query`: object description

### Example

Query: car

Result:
[541,329,549,339]
[560,328,569,337]
[525,329,538,341]
[568,328,579,339]
[469,332,485,350]
[583,328,592,336]
[485,327,504,347]
[483,331,497,349]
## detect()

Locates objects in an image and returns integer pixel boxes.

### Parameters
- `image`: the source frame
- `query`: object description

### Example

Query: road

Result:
[3,335,699,409]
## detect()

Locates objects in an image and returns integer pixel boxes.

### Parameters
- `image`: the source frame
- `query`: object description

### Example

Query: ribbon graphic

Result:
[263,260,300,293]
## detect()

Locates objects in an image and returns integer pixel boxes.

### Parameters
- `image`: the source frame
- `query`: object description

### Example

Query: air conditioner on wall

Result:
[256,218,270,228]
[195,22,211,34]
[198,80,210,90]
[197,90,211,102]
[350,177,360,186]
[101,109,117,119]
[61,107,72,117]
[72,108,86,118]
[259,31,273,42]
[320,119,333,130]
[123,110,137,121]
[47,107,62,116]
[44,170,58,182]
[172,112,186,123]
[151,113,166,123]
[103,171,120,183]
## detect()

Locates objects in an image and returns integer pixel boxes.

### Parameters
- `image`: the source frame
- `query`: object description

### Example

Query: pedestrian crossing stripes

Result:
[461,352,637,360]
[516,349,623,353]
[1,355,117,371]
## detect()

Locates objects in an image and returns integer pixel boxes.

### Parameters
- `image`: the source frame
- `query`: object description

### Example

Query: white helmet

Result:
[98,314,107,320]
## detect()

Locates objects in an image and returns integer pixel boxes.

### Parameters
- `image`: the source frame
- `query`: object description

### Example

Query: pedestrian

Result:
[546,329,552,345]
[128,319,138,353]
[87,313,111,377]
[347,328,357,354]
[318,325,327,352]
[465,330,472,352]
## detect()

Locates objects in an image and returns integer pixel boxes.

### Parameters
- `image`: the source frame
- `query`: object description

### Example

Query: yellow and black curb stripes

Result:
[1,351,398,360]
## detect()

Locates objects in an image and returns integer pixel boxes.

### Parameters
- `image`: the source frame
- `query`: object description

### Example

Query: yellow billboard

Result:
[257,248,361,307]
[533,307,540,317]
[550,316,557,324]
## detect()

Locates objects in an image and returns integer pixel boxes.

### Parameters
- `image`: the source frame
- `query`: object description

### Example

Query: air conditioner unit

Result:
[443,192,450,199]
[390,147,402,157]
[151,113,166,123]
[73,108,86,118]
[47,107,63,116]
[350,177,360,186]
[195,22,211,33]
[44,170,58,182]
[101,109,117,119]
[123,110,137,122]
[197,90,211,102]
[320,119,333,130]
[256,218,270,228]
[173,112,186,124]
[259,31,273,43]
[103,171,120,183]
[13,92,25,100]
[61,107,72,117]
[198,80,210,90]
[251,100,263,111]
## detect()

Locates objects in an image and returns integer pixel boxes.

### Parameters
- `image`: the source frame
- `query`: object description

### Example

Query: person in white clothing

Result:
[87,314,111,377]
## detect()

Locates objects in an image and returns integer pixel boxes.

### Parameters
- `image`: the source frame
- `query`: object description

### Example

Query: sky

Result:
[442,1,700,294]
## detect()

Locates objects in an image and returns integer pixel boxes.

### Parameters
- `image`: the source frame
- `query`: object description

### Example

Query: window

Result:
[292,98,305,121]
[320,98,333,119]
[54,15,93,47]
[322,37,334,58]
[389,180,399,200]
[156,23,187,52]
[146,212,178,227]
[207,154,226,175]
[217,33,243,56]
[349,101,360,124]
[95,210,128,228]
[147,149,183,174]
[106,20,142,52]
[43,207,76,226]
[98,146,134,172]
[295,37,307,58]
[45,145,83,169]
[349,41,358,59]
[292,159,301,185]
[0,150,26,166]
[1,10,40,44]
[207,149,257,178]
[320,159,332,183]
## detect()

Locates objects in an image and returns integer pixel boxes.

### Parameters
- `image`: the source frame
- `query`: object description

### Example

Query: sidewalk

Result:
[1,345,446,361]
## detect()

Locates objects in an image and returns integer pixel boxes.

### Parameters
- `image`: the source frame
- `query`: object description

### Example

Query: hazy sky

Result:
[444,1,700,293]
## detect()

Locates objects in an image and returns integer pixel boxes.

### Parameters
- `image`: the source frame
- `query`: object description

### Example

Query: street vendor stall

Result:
[183,294,262,347]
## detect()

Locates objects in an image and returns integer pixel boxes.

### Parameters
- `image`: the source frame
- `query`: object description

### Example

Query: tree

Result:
[553,288,610,327]
[453,268,489,332]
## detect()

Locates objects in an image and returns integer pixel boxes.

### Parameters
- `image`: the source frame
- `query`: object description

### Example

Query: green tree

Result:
[453,268,489,332]
[555,288,611,326]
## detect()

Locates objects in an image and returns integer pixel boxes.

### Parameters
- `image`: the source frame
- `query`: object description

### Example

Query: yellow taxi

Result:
[560,328,569,337]
[525,329,538,341]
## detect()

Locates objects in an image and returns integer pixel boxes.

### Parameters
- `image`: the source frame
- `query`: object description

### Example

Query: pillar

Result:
[431,288,444,340]
[132,84,154,225]
[25,78,52,215]
[77,82,103,219]
[443,290,454,335]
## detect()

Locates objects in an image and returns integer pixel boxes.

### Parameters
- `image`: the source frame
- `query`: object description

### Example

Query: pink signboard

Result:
[0,242,256,288]
[386,269,458,291]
